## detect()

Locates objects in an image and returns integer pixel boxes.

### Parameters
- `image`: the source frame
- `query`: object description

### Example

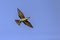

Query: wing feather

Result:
[23,20,33,28]
[17,8,25,19]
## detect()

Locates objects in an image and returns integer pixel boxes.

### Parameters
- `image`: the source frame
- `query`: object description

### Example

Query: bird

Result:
[15,8,33,28]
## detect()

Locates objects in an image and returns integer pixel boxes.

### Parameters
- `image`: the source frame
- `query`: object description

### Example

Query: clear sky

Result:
[0,0,60,40]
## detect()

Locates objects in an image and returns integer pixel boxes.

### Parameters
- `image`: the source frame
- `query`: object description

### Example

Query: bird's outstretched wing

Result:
[17,8,25,19]
[23,20,33,28]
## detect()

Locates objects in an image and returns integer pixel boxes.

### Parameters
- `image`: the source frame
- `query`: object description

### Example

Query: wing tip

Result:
[29,23,33,28]
[29,25,33,28]
[17,8,20,11]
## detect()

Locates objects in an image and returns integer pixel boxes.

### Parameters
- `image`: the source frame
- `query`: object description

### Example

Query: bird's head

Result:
[26,17,30,19]
[28,17,30,18]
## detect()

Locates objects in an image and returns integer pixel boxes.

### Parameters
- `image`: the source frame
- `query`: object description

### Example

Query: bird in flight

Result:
[15,8,33,28]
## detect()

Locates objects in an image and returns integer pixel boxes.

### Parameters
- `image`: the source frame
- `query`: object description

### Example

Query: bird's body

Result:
[20,18,28,22]
[15,8,33,28]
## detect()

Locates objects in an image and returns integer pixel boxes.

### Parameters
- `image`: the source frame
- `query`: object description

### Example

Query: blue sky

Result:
[0,0,60,40]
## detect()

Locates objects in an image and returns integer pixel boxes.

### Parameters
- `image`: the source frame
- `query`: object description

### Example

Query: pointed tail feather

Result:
[15,20,21,25]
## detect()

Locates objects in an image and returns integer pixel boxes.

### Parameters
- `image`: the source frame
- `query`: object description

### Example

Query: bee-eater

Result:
[15,8,33,28]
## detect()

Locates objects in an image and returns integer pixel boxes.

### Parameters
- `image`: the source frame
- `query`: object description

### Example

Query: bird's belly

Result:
[20,18,27,21]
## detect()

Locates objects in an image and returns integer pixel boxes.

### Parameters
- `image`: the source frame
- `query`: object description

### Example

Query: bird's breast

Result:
[20,18,28,21]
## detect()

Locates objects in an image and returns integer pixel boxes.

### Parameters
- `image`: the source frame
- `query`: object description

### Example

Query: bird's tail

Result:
[15,20,21,25]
